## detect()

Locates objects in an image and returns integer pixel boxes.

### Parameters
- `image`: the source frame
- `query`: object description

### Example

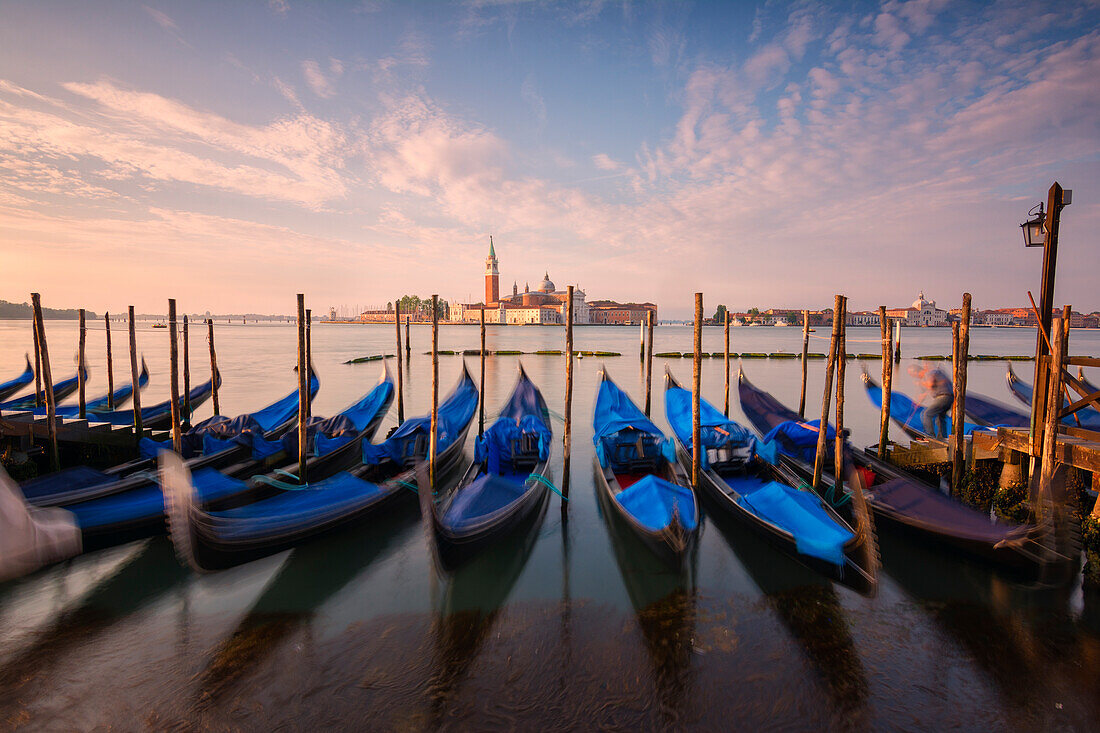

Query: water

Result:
[2,320,1100,729]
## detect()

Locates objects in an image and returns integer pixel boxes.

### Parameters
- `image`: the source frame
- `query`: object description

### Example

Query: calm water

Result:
[2,320,1099,730]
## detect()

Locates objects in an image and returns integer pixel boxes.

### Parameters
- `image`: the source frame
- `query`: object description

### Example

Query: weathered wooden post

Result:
[207,318,219,416]
[833,297,847,492]
[724,310,731,416]
[799,309,809,418]
[30,294,59,472]
[692,293,703,489]
[878,306,892,460]
[479,306,486,437]
[1031,182,1067,461]
[644,309,655,416]
[182,314,191,422]
[104,312,115,410]
[296,294,308,484]
[305,308,312,418]
[640,321,645,362]
[405,315,411,359]
[563,285,574,498]
[77,308,87,419]
[128,306,143,443]
[168,300,182,454]
[32,319,42,407]
[1037,316,1067,523]
[894,320,902,364]
[950,321,961,441]
[951,294,971,489]
[394,300,404,424]
[430,294,439,490]
[813,296,843,490]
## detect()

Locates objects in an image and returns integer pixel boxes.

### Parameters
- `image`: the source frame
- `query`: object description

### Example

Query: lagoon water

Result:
[2,319,1100,729]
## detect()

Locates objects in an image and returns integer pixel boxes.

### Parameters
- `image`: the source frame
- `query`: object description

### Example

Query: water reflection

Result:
[425,487,550,724]
[0,539,186,698]
[705,500,869,717]
[195,500,422,701]
[595,465,698,727]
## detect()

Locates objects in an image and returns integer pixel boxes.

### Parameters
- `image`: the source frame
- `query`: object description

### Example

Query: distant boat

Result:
[152,323,167,329]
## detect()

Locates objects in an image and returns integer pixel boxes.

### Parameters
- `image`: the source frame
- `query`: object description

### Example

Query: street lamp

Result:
[1021,203,1046,248]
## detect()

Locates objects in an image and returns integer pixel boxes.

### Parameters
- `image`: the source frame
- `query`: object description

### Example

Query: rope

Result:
[799,478,850,508]
[528,472,568,501]
[274,468,299,481]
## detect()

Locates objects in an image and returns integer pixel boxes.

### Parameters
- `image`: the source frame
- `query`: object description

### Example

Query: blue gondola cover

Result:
[614,474,697,532]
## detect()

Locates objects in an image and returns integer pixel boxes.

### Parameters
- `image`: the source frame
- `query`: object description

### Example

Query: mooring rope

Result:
[528,472,568,500]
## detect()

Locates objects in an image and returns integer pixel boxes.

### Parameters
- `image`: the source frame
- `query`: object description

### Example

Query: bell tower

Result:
[485,236,499,305]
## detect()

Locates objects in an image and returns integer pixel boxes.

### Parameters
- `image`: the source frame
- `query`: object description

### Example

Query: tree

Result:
[713,304,727,322]
[786,312,798,325]
[386,301,393,312]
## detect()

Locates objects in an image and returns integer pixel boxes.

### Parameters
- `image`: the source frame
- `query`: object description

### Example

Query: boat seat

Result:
[604,434,660,474]
[707,443,754,473]
[507,432,542,473]
[401,434,427,468]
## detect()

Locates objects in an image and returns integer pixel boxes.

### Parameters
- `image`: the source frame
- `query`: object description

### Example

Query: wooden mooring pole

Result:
[1038,315,1067,523]
[798,309,809,419]
[640,321,645,362]
[563,285,574,498]
[182,315,191,425]
[168,300,182,454]
[32,319,42,408]
[692,293,703,490]
[894,321,902,364]
[479,306,486,437]
[105,312,115,410]
[31,294,59,472]
[878,306,892,460]
[128,306,143,443]
[644,309,655,416]
[834,297,847,491]
[207,318,220,416]
[296,295,308,484]
[813,296,843,490]
[395,300,404,424]
[78,308,87,419]
[951,294,971,489]
[405,316,411,360]
[305,309,312,419]
[430,295,439,490]
[724,310,731,417]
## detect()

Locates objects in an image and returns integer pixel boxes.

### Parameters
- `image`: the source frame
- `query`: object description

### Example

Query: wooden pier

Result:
[0,409,169,450]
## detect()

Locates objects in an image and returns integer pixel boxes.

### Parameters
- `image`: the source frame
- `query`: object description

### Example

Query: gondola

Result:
[664,370,875,591]
[27,359,150,417]
[0,355,33,402]
[592,368,697,565]
[20,369,318,508]
[84,368,222,429]
[1006,363,1100,426]
[739,368,1056,576]
[426,363,551,569]
[859,367,983,440]
[0,365,89,411]
[45,370,395,555]
[163,362,477,571]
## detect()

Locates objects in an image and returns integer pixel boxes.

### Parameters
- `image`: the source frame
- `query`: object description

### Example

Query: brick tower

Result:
[484,237,499,305]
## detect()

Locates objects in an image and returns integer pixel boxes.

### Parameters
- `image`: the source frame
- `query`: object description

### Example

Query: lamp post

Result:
[1022,182,1072,460]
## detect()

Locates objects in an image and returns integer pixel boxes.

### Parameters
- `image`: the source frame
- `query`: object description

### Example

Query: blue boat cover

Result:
[20,465,116,501]
[278,377,393,458]
[69,467,250,530]
[762,419,836,463]
[88,370,223,426]
[362,371,478,466]
[864,379,983,436]
[474,414,551,474]
[0,366,89,410]
[614,474,697,532]
[665,385,756,467]
[441,473,527,532]
[963,392,1030,428]
[207,471,388,541]
[727,475,853,566]
[593,376,676,469]
[0,357,33,402]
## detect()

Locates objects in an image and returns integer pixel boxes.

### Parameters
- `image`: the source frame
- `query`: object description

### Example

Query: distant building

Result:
[452,239,653,324]
[887,291,948,326]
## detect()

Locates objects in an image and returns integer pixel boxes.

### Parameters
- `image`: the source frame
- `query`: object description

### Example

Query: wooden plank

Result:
[1066,356,1100,369]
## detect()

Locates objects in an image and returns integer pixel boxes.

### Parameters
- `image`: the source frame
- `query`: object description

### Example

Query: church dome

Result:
[911,291,935,310]
[538,271,555,293]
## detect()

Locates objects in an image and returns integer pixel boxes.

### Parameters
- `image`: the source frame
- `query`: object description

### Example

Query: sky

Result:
[0,0,1098,318]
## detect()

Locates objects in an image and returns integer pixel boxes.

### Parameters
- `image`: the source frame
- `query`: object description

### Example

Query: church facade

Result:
[451,239,593,324]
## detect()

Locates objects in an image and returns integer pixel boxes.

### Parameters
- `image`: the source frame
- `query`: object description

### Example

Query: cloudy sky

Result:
[1,0,1098,317]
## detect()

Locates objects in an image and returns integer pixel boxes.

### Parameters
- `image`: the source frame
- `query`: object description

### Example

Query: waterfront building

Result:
[886,291,948,326]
